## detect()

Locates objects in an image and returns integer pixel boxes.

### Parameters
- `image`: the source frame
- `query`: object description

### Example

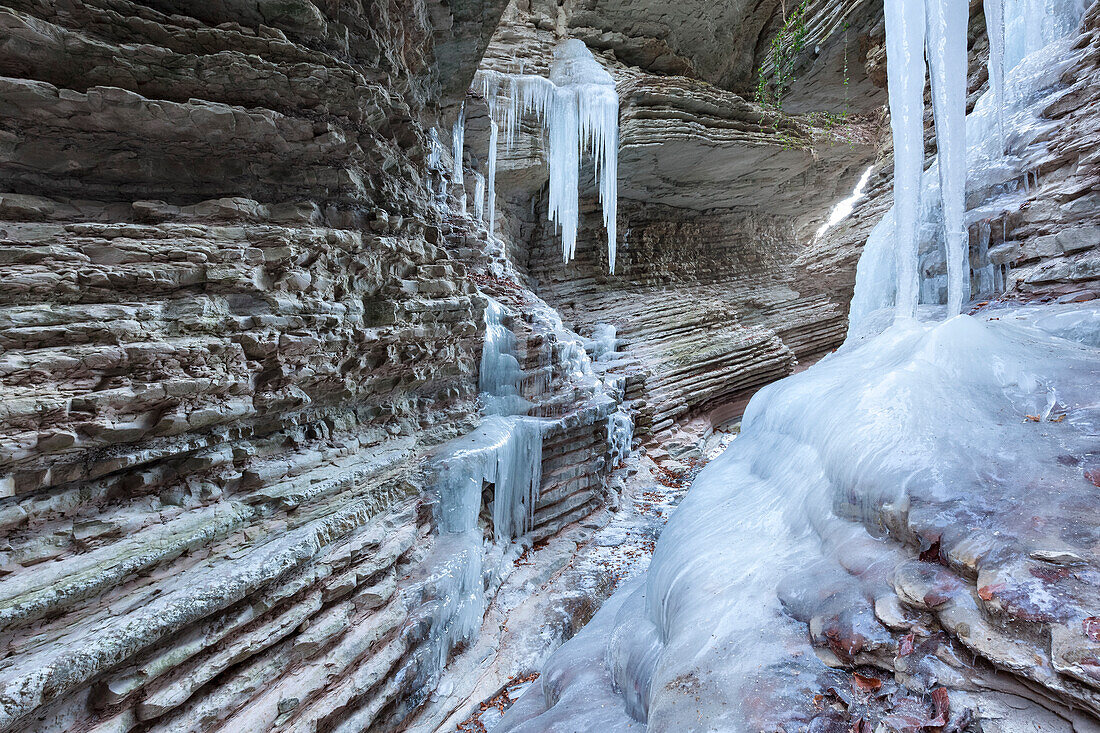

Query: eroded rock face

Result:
[0,1,526,731]
[473,0,885,445]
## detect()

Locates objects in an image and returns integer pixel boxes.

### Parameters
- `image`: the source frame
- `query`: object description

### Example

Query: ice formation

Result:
[882,0,927,320]
[851,0,1088,330]
[421,299,634,692]
[925,0,970,315]
[985,0,1006,149]
[452,102,466,184]
[473,171,486,221]
[492,4,1097,731]
[497,304,1100,731]
[420,300,544,680]
[472,40,620,271]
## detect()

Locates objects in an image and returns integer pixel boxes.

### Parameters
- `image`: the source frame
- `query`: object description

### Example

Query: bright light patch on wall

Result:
[815,165,874,239]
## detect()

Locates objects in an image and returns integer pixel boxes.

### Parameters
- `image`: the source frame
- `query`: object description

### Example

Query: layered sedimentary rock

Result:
[0,1,636,731]
[474,0,885,443]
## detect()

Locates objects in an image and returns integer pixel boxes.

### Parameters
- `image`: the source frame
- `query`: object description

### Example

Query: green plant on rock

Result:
[754,0,812,112]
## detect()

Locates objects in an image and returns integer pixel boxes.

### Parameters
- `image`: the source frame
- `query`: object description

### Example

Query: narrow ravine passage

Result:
[1,1,1099,731]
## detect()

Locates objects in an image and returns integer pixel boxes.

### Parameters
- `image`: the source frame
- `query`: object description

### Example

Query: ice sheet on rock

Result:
[473,171,486,222]
[452,102,466,184]
[473,40,619,271]
[425,415,545,679]
[851,0,1087,330]
[423,295,637,693]
[495,580,646,732]
[495,306,1100,731]
[480,299,532,416]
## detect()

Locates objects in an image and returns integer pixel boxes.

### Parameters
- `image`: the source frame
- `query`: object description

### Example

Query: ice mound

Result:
[496,305,1100,731]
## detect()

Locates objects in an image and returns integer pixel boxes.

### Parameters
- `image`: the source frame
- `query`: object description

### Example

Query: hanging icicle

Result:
[883,0,928,321]
[473,40,620,273]
[985,0,1007,151]
[926,0,970,316]
[452,101,466,184]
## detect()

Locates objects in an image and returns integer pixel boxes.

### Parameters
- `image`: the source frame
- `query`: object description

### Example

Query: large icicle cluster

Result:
[472,40,620,272]
[882,0,973,320]
[852,0,1088,329]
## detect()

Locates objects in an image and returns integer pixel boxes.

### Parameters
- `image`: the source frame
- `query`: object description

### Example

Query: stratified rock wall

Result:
[0,1,524,731]
[476,0,884,442]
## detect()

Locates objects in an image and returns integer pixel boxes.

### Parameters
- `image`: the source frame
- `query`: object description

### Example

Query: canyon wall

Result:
[2,0,1099,731]
[476,0,889,444]
[0,1,518,730]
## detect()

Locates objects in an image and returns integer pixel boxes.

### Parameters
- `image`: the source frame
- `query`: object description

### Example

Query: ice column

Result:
[882,0,970,318]
[884,0,927,320]
[452,102,466,183]
[985,0,1006,149]
[926,0,970,316]
[547,39,620,272]
[473,171,486,221]
[487,113,499,236]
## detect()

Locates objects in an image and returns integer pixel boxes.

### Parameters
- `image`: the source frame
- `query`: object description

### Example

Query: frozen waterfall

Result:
[472,40,620,272]
[490,3,1097,731]
[853,0,1088,329]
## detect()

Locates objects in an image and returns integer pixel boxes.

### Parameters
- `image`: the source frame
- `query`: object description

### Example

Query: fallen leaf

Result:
[978,584,1003,601]
[898,633,915,657]
[1024,414,1042,422]
[852,673,883,692]
[930,687,950,726]
[1085,617,1100,642]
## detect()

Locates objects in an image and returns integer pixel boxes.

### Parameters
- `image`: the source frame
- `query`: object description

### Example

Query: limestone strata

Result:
[0,0,547,731]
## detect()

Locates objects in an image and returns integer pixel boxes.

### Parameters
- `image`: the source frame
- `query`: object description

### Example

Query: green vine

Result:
[754,0,812,112]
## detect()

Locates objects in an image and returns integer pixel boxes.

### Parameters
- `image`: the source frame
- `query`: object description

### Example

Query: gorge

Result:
[0,1,1099,732]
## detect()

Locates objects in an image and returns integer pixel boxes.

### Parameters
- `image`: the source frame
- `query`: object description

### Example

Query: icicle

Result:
[985,0,1007,151]
[452,101,466,184]
[487,112,499,237]
[472,40,619,271]
[851,0,1087,330]
[427,127,443,169]
[926,0,970,316]
[473,171,486,222]
[548,40,619,271]
[883,0,928,321]
[977,219,995,295]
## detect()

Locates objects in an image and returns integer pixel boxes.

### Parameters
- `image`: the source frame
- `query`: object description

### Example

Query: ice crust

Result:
[474,40,620,271]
